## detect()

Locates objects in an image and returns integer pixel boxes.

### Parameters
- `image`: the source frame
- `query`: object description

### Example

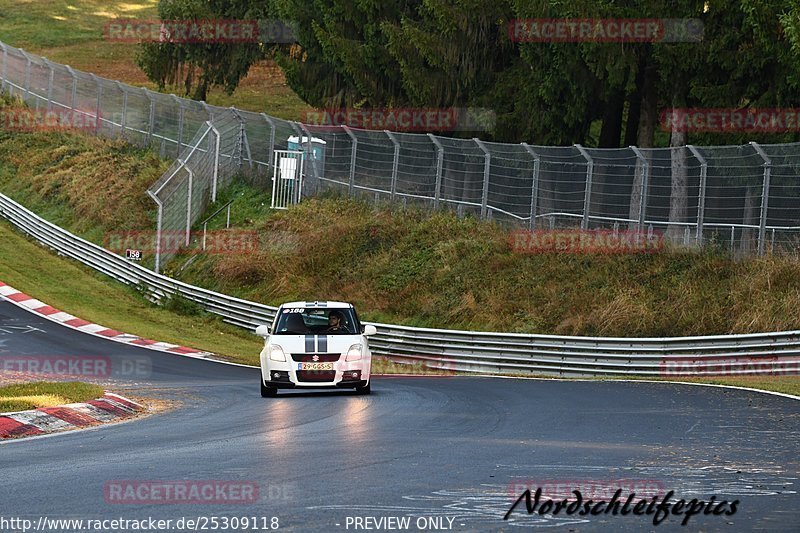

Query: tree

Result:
[270,0,415,109]
[137,0,269,101]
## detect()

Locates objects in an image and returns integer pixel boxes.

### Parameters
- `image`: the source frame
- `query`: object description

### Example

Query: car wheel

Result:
[355,381,371,395]
[261,380,278,397]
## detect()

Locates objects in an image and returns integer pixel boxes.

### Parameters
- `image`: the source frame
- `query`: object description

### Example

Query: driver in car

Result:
[327,310,348,333]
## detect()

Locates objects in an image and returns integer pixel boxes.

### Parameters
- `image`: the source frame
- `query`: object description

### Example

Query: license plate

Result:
[298,362,334,371]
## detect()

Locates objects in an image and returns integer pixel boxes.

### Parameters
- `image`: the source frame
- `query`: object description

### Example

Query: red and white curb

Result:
[0,392,145,439]
[0,281,217,360]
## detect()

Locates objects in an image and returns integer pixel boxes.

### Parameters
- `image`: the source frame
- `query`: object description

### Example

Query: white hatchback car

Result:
[256,301,377,397]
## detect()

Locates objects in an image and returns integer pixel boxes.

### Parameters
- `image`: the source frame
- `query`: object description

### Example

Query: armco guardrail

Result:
[2,191,800,377]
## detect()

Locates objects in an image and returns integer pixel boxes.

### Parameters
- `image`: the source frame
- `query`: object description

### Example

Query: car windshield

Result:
[273,307,359,335]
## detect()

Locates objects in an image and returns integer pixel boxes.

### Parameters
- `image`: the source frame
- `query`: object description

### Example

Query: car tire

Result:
[261,380,278,397]
[355,381,371,395]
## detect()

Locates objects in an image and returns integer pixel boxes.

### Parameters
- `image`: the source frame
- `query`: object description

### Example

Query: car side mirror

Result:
[362,324,377,336]
[255,325,270,337]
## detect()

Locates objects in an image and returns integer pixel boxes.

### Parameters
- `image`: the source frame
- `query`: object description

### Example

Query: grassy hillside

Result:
[178,190,800,337]
[0,0,312,119]
[1,108,800,338]
[0,101,166,244]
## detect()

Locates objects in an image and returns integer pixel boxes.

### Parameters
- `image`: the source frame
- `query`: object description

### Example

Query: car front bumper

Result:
[261,355,370,389]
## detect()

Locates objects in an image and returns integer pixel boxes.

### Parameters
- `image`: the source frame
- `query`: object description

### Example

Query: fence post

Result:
[270,149,280,208]
[0,43,7,93]
[144,89,156,146]
[184,162,193,246]
[343,126,358,197]
[475,138,491,219]
[115,81,127,137]
[687,145,708,245]
[22,50,31,102]
[201,101,214,123]
[207,121,221,202]
[298,122,319,198]
[230,107,253,170]
[90,74,102,134]
[385,130,400,203]
[751,141,772,256]
[575,144,594,230]
[521,143,540,230]
[45,60,54,110]
[147,190,163,275]
[171,95,184,155]
[290,121,308,203]
[630,146,649,230]
[261,113,276,177]
[65,66,77,112]
[428,134,444,210]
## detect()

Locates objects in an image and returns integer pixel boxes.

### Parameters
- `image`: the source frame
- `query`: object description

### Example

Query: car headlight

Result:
[346,343,362,361]
[270,345,286,362]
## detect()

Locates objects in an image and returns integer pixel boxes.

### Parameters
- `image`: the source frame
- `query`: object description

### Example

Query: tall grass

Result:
[180,194,800,337]
[0,98,167,241]
[1,111,799,338]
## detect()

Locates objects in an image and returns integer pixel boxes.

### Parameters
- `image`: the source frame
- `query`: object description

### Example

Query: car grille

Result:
[291,353,341,362]
[296,370,337,382]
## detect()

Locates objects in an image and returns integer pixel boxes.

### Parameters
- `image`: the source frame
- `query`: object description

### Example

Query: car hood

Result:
[269,334,362,354]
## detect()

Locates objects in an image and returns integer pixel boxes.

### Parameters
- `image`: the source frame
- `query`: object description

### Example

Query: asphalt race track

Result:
[1,299,798,532]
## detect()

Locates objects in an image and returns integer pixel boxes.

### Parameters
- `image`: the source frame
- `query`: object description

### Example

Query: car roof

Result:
[279,301,353,309]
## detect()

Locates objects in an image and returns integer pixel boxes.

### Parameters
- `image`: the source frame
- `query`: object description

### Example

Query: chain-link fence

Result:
[2,39,799,269]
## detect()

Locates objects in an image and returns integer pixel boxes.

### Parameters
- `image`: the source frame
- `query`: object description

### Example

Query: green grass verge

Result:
[657,375,800,397]
[0,220,263,366]
[0,381,105,412]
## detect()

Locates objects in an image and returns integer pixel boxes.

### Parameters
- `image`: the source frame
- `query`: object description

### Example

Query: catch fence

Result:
[1,40,799,269]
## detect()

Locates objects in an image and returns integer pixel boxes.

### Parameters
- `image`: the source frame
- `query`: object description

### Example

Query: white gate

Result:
[270,150,305,209]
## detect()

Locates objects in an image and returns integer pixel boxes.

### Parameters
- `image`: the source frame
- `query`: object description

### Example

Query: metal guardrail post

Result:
[261,113,276,176]
[575,144,594,230]
[428,134,444,209]
[521,143,540,230]
[475,138,491,219]
[147,190,164,274]
[630,146,649,230]
[687,145,708,244]
[343,126,357,197]
[385,130,400,203]
[751,141,772,256]
[207,121,221,202]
